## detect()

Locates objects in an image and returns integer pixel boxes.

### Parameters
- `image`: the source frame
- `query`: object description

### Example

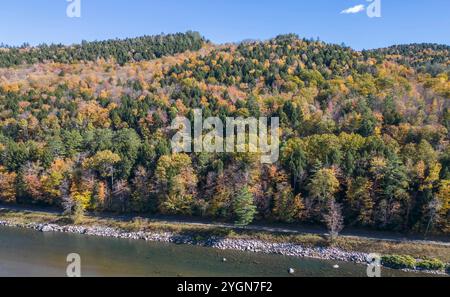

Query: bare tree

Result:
[425,198,442,237]
[60,178,84,224]
[112,180,131,213]
[60,178,73,216]
[323,199,344,241]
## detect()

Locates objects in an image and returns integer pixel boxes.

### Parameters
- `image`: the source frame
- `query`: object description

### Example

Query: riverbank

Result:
[0,220,368,263]
[0,208,449,276]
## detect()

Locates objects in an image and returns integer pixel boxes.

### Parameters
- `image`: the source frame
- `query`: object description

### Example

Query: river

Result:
[0,226,435,277]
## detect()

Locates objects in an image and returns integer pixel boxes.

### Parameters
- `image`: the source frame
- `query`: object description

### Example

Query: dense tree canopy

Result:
[0,31,205,67]
[0,33,448,232]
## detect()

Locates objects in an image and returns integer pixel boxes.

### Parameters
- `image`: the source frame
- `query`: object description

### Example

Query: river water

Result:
[0,226,434,277]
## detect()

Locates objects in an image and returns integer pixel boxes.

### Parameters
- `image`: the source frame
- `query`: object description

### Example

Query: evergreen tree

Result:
[233,186,257,226]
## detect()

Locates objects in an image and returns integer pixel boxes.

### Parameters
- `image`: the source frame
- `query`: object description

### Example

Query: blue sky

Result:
[0,0,449,50]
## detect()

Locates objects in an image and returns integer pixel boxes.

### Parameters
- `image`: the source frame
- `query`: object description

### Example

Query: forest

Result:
[0,32,448,234]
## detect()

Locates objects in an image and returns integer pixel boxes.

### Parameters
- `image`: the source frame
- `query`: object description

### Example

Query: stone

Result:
[41,225,54,232]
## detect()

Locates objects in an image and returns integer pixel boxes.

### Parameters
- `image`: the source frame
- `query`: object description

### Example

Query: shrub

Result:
[129,217,148,231]
[71,201,85,225]
[416,258,445,271]
[381,255,416,269]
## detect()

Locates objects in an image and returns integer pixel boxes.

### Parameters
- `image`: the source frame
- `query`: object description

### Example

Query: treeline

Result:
[0,34,448,233]
[0,31,205,67]
[366,43,450,76]
[167,34,370,91]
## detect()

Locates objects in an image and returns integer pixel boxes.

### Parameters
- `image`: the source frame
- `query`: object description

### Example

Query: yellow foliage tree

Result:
[41,159,73,203]
[83,150,121,179]
[437,180,450,218]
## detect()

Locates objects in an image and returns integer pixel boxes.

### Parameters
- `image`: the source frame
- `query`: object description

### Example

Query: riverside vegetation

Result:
[0,32,448,249]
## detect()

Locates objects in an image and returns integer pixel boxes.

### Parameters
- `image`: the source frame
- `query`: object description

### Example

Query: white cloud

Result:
[341,4,365,14]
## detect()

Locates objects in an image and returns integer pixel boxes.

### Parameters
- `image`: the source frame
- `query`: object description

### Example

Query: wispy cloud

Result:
[341,4,365,14]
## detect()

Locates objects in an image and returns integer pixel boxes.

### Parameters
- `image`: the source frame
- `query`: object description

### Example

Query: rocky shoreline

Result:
[0,220,447,275]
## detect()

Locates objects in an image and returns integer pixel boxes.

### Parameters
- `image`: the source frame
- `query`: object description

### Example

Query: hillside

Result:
[0,31,205,67]
[366,43,450,75]
[0,32,448,234]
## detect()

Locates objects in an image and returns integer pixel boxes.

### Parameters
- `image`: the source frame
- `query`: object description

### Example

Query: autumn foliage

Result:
[0,33,448,232]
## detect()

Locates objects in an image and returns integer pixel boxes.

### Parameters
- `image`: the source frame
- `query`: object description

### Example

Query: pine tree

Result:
[233,186,257,226]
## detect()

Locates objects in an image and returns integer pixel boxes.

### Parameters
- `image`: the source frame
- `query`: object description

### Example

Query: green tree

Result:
[346,177,374,226]
[113,129,142,179]
[282,138,307,193]
[308,168,340,204]
[155,154,197,215]
[233,186,257,226]
[83,150,121,181]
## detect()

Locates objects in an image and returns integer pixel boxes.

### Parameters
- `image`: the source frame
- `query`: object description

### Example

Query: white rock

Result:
[41,225,54,232]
